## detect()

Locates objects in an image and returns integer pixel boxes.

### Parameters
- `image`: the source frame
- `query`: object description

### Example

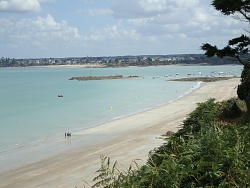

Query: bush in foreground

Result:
[86,98,250,188]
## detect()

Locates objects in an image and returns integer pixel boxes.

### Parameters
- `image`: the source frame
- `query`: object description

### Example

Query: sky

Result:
[0,0,248,58]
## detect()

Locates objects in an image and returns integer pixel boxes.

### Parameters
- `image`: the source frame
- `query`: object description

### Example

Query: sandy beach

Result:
[0,78,240,188]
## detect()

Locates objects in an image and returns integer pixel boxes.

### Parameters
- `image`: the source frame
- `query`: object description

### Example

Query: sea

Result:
[0,65,242,172]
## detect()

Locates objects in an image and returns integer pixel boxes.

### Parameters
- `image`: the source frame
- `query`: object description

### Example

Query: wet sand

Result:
[0,78,240,188]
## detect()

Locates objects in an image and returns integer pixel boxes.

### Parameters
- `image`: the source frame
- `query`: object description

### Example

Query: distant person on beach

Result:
[65,132,66,138]
[66,132,71,138]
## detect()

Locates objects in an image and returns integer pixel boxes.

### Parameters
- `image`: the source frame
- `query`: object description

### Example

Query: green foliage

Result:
[90,98,250,188]
[201,0,250,114]
[219,98,242,120]
[91,155,141,188]
[201,35,250,65]
[176,98,219,136]
[237,62,250,114]
[212,0,250,21]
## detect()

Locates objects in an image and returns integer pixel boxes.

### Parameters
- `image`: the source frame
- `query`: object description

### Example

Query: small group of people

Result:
[65,132,71,138]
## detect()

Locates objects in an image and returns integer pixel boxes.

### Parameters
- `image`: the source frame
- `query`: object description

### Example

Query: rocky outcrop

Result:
[69,75,140,81]
[170,76,238,82]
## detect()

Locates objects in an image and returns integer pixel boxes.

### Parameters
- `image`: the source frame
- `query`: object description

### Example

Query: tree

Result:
[212,0,250,22]
[201,0,250,114]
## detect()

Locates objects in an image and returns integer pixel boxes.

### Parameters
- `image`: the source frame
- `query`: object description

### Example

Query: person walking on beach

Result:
[65,132,66,138]
[67,132,71,138]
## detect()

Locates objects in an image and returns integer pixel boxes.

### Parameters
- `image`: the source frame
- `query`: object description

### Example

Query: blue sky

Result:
[0,0,248,58]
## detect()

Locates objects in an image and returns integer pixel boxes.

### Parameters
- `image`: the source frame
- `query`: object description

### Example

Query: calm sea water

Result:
[0,65,242,171]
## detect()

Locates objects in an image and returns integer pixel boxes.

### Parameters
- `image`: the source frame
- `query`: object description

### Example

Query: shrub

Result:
[219,98,242,120]
[89,98,250,188]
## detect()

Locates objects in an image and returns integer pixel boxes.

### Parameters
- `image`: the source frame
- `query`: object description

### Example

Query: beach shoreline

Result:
[0,78,240,188]
[0,63,241,69]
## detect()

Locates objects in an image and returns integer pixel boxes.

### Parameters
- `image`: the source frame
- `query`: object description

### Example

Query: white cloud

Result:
[87,23,139,42]
[0,14,87,57]
[0,14,81,49]
[111,0,245,40]
[76,8,113,16]
[138,0,167,12]
[0,0,248,58]
[0,0,41,12]
[111,0,201,19]
[38,0,55,2]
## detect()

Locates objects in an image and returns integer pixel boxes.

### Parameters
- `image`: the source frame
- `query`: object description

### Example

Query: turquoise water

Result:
[0,65,242,170]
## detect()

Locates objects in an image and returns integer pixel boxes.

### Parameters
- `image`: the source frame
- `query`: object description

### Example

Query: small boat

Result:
[58,95,63,97]
[219,72,224,75]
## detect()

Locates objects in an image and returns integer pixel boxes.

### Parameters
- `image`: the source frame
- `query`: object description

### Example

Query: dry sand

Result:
[0,78,240,188]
